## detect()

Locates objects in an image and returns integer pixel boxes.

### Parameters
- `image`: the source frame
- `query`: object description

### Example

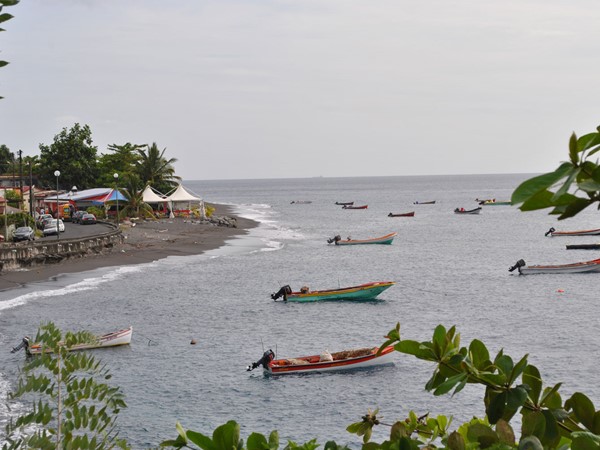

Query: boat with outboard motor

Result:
[271,281,395,302]
[545,227,600,237]
[414,200,436,205]
[566,243,600,250]
[454,207,482,215]
[247,345,395,375]
[342,204,368,209]
[508,258,600,275]
[335,201,354,206]
[327,232,397,245]
[388,212,414,217]
[11,327,133,356]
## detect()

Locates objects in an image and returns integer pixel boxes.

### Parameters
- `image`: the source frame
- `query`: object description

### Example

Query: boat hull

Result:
[517,259,600,275]
[388,212,414,217]
[266,346,395,375]
[334,232,397,245]
[29,327,133,354]
[342,205,368,209]
[285,281,395,302]
[454,207,482,214]
[566,243,600,250]
[549,228,600,237]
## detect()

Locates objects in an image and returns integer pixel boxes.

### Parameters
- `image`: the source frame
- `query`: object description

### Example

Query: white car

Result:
[42,219,65,236]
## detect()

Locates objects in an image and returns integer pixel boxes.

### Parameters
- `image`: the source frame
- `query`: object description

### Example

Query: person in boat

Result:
[460,207,465,211]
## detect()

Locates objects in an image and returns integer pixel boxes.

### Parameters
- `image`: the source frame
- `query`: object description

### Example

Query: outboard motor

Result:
[508,259,526,273]
[247,349,275,371]
[271,285,292,301]
[545,227,556,237]
[327,235,341,244]
[11,336,30,355]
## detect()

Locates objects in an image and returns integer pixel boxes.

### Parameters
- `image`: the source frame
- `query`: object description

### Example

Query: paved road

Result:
[36,221,115,242]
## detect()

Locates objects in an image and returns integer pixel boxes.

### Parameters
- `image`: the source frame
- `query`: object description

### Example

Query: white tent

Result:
[141,185,167,203]
[164,184,205,218]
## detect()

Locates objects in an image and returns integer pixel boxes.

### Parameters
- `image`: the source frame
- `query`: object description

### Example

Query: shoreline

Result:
[0,204,258,293]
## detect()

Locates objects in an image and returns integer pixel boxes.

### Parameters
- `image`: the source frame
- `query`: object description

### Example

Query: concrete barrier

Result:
[0,225,123,272]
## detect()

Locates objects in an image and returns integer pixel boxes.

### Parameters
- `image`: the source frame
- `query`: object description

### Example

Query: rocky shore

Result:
[0,204,258,292]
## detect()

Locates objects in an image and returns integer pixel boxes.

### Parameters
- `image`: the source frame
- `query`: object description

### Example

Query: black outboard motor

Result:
[11,336,30,355]
[327,235,341,244]
[508,259,526,273]
[247,349,275,371]
[271,285,292,301]
[545,227,556,237]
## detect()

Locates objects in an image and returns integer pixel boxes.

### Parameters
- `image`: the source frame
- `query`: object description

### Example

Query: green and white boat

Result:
[270,281,395,302]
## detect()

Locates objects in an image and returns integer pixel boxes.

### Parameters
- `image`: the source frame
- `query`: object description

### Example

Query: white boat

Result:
[12,327,133,355]
[508,258,600,275]
[247,345,395,375]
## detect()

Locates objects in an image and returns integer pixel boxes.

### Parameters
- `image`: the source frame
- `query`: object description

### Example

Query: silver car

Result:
[42,219,65,236]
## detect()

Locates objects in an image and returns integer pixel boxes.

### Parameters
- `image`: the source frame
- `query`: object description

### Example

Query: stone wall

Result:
[0,227,123,272]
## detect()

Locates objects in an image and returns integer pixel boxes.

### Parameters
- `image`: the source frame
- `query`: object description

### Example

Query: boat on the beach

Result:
[508,258,600,275]
[388,212,415,217]
[414,200,436,205]
[247,345,395,375]
[335,201,354,206]
[342,204,368,209]
[327,232,397,245]
[544,227,600,237]
[566,243,600,250]
[454,207,482,215]
[270,281,395,302]
[11,327,133,355]
[290,201,312,204]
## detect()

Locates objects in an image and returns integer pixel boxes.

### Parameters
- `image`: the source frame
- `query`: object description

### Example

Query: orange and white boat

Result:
[247,345,395,375]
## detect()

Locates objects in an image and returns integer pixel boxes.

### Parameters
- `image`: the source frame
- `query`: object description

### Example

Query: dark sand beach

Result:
[0,205,257,292]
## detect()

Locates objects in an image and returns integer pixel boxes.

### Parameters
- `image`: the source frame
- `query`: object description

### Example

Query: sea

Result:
[1,174,600,448]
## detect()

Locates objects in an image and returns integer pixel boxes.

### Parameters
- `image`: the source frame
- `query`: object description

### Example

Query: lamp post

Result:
[113,173,119,226]
[54,170,60,240]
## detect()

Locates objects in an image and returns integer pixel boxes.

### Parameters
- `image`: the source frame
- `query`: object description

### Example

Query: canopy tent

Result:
[141,185,167,203]
[164,184,205,218]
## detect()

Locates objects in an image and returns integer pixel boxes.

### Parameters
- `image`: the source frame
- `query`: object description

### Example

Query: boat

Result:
[508,258,600,275]
[414,200,436,205]
[335,201,354,206]
[327,232,397,245]
[454,207,482,215]
[270,281,395,302]
[545,227,600,237]
[566,243,600,250]
[479,200,511,206]
[247,345,395,375]
[11,327,133,355]
[388,212,414,217]
[290,201,312,204]
[342,204,368,209]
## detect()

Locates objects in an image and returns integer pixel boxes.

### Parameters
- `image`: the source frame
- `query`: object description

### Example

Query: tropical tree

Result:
[38,123,100,190]
[4,322,129,449]
[0,144,14,173]
[118,174,156,219]
[97,143,144,187]
[135,143,180,194]
[512,125,600,219]
[0,0,20,100]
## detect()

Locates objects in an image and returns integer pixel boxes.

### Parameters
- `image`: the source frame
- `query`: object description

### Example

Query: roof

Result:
[56,188,126,203]
[142,185,167,203]
[165,184,201,202]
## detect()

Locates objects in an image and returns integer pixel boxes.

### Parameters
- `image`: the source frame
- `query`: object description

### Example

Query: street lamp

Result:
[54,170,60,240]
[113,173,119,226]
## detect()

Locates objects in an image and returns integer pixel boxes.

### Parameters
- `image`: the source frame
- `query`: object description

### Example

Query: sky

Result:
[1,0,600,181]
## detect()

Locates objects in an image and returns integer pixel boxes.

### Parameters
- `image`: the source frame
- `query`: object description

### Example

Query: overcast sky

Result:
[1,0,599,181]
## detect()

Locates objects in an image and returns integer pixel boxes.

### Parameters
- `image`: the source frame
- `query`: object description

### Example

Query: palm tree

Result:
[119,175,156,219]
[135,143,181,193]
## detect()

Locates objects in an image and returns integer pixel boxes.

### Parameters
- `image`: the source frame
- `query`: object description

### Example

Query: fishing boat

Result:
[414,200,436,205]
[566,243,600,250]
[544,227,600,237]
[480,200,511,206]
[335,201,354,206]
[508,258,600,275]
[388,212,414,217]
[271,281,395,302]
[327,232,397,245]
[290,200,312,204]
[11,327,133,355]
[342,204,368,209]
[454,207,482,215]
[247,345,395,375]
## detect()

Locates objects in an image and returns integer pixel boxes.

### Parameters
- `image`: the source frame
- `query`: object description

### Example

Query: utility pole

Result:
[29,162,34,217]
[18,149,23,210]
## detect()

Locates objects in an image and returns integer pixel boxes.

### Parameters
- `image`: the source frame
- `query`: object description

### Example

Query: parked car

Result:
[13,226,35,242]
[72,210,85,224]
[80,213,97,225]
[42,219,65,236]
[41,217,55,230]
[36,214,53,228]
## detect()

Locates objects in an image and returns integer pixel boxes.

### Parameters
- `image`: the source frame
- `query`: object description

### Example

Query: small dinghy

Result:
[388,212,414,217]
[271,281,395,302]
[327,232,397,245]
[508,258,600,275]
[247,345,395,375]
[545,227,600,237]
[454,207,482,215]
[335,201,354,206]
[414,200,436,205]
[342,204,368,209]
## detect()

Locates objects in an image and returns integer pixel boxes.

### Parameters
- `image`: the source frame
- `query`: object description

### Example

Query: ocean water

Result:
[1,174,600,448]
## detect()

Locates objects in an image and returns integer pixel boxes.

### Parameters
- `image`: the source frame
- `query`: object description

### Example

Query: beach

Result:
[0,204,257,292]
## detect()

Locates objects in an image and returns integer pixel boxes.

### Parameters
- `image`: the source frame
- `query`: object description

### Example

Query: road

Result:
[37,221,115,241]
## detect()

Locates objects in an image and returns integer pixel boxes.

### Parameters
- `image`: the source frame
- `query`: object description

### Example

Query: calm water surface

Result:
[1,174,600,447]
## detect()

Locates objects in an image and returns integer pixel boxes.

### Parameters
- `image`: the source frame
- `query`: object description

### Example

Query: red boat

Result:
[342,204,368,210]
[388,212,414,217]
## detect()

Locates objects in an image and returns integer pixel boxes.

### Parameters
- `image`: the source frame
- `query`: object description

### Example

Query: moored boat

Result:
[480,200,511,206]
[342,204,368,209]
[566,243,600,250]
[414,200,436,205]
[290,200,312,204]
[454,207,482,215]
[247,345,395,375]
[335,201,354,206]
[271,281,395,302]
[388,212,415,217]
[11,327,133,355]
[508,258,600,275]
[327,232,397,245]
[545,227,600,237]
